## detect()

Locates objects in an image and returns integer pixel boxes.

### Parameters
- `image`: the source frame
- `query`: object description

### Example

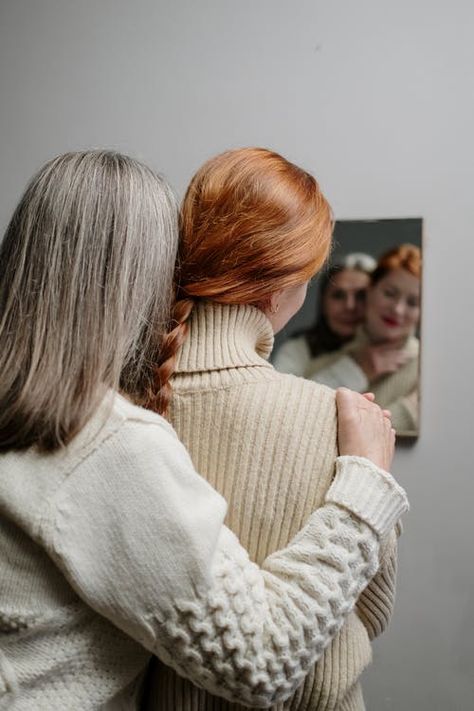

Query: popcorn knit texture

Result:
[153,507,377,708]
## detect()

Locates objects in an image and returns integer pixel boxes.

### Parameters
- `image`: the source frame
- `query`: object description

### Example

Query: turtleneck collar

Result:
[175,301,275,374]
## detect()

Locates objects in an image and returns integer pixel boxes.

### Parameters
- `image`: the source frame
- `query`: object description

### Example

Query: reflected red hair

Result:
[150,148,333,415]
[372,244,421,284]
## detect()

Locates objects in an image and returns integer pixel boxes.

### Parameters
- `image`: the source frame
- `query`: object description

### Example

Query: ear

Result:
[268,290,284,314]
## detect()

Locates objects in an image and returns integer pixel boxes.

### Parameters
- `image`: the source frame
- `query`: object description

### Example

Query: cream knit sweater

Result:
[0,387,408,708]
[146,303,403,711]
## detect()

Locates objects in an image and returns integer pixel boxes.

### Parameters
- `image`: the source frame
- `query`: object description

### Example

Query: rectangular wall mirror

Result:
[272,218,422,438]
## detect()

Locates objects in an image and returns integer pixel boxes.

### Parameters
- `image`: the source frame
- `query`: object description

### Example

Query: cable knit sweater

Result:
[145,303,405,711]
[305,330,420,435]
[0,387,408,709]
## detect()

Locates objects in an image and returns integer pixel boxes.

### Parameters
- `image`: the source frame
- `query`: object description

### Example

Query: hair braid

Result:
[147,296,195,416]
[147,147,334,418]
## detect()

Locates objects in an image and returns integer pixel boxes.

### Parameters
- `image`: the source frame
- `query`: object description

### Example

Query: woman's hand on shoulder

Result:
[336,387,395,471]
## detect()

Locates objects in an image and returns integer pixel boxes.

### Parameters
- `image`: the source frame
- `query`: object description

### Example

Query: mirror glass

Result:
[272,218,422,437]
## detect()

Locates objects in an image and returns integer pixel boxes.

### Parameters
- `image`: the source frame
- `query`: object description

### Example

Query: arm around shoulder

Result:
[47,417,408,708]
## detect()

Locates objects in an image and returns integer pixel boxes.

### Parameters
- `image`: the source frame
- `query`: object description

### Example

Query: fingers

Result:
[336,385,397,470]
[337,388,377,419]
[337,388,392,428]
[338,388,389,417]
[360,392,392,420]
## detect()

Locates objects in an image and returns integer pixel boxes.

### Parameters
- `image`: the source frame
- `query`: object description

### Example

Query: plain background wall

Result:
[1,1,473,708]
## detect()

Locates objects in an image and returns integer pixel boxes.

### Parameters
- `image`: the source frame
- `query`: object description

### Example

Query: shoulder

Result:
[272,371,336,404]
[50,394,187,507]
[72,393,191,479]
[255,372,338,474]
[45,394,226,550]
[247,370,337,435]
[76,392,180,461]
[40,392,184,488]
[0,394,186,543]
[111,393,177,435]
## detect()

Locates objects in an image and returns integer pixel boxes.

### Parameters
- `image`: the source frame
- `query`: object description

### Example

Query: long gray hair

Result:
[0,150,178,451]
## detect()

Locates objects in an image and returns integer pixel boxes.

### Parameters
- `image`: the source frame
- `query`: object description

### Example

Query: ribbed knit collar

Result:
[175,301,275,374]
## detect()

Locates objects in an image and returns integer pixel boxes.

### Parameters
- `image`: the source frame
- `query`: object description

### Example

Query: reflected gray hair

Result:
[338,252,376,273]
[0,150,178,451]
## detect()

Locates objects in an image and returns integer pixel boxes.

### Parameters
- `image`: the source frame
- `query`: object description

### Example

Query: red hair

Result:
[371,244,421,285]
[178,147,332,302]
[150,147,333,414]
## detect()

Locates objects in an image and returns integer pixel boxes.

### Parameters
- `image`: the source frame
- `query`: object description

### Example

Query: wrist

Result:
[325,456,409,539]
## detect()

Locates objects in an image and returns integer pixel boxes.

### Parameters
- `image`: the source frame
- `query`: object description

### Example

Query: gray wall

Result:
[1,1,473,708]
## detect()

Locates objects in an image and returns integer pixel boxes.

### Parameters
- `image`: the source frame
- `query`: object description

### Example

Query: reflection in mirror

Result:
[273,218,422,437]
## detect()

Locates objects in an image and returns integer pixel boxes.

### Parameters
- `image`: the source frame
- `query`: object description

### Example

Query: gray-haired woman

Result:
[0,151,407,709]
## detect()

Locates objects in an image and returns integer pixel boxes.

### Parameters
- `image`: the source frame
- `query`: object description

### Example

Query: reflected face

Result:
[323,269,370,338]
[365,269,421,343]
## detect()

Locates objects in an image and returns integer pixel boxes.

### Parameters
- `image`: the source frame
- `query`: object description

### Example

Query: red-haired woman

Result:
[145,148,405,711]
[308,245,421,434]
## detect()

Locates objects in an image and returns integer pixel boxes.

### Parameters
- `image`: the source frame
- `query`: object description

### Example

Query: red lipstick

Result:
[382,316,400,327]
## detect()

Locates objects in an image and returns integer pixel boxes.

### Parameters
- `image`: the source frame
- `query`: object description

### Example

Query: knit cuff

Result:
[325,456,409,539]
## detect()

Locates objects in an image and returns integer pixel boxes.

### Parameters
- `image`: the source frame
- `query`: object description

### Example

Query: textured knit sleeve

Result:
[47,421,408,709]
[355,527,398,640]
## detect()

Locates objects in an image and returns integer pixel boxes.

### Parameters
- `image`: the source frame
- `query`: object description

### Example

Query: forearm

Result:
[51,423,408,709]
[150,458,408,707]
